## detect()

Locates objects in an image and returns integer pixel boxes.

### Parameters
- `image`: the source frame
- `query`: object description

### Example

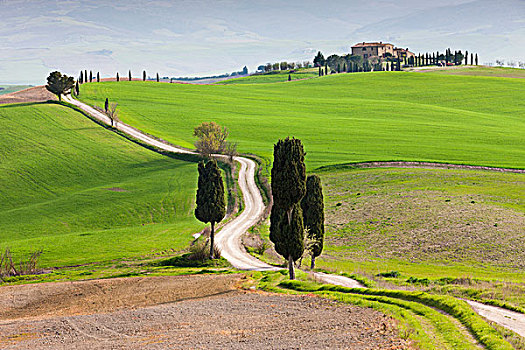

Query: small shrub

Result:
[407,276,430,286]
[377,271,400,278]
[254,240,270,255]
[189,239,221,262]
[0,248,42,282]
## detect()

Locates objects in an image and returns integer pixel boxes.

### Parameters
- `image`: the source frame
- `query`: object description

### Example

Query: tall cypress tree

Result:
[97,72,100,82]
[156,73,159,82]
[143,70,146,81]
[318,66,322,76]
[270,137,306,279]
[104,98,109,113]
[195,160,226,259]
[79,71,83,84]
[288,74,291,81]
[301,175,324,269]
[116,72,120,82]
[84,70,88,83]
[75,81,80,96]
[129,70,132,81]
[475,54,478,65]
[89,70,92,82]
[471,53,474,66]
[465,51,469,65]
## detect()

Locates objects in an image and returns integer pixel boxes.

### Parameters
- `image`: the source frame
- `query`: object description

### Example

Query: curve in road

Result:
[63,94,524,334]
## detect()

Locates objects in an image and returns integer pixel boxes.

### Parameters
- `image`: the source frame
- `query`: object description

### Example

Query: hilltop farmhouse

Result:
[352,42,415,60]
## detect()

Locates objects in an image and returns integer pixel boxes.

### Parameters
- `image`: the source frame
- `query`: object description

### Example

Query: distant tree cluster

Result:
[257,61,311,73]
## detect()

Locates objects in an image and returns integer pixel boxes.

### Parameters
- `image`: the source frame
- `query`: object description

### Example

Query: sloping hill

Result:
[0,102,201,267]
[78,72,525,169]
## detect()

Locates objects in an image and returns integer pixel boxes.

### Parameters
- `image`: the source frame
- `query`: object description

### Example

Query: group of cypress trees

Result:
[411,50,478,67]
[192,137,325,278]
[78,70,98,84]
[269,137,325,279]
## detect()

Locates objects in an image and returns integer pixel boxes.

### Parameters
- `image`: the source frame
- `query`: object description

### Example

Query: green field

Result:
[419,66,525,79]
[0,102,202,267]
[218,68,319,84]
[0,85,32,95]
[314,166,525,307]
[78,72,525,170]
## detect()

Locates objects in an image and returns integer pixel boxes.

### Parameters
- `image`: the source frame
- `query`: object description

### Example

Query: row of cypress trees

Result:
[78,70,162,83]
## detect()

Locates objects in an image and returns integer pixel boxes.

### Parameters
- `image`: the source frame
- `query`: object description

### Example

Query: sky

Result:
[1,0,524,84]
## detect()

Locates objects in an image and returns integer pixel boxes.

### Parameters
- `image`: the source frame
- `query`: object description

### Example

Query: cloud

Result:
[87,49,113,56]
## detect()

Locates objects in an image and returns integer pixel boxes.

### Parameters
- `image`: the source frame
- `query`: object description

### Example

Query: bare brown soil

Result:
[0,274,408,349]
[0,86,55,104]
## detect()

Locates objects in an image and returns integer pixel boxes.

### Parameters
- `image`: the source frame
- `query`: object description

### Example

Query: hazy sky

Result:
[1,0,524,84]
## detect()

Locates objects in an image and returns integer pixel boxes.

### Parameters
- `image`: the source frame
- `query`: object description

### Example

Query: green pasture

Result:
[420,66,525,79]
[218,68,319,84]
[78,71,525,170]
[0,103,202,267]
[315,166,525,307]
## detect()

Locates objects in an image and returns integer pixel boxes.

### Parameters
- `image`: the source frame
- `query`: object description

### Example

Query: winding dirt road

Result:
[63,94,525,337]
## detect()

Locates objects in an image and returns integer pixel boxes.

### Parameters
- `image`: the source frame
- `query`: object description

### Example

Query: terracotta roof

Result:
[352,42,393,48]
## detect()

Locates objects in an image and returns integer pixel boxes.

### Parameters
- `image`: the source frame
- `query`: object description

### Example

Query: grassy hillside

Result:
[218,68,319,84]
[314,166,525,308]
[78,72,525,169]
[0,103,202,267]
[419,66,525,78]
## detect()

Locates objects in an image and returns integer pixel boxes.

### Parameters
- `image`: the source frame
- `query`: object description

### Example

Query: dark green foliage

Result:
[45,71,75,101]
[104,98,109,113]
[301,175,324,268]
[79,71,83,84]
[143,70,146,81]
[96,72,100,82]
[195,160,226,259]
[156,73,159,82]
[129,70,132,81]
[318,66,322,76]
[116,72,119,82]
[271,138,306,211]
[89,70,92,82]
[270,137,307,279]
[75,82,79,96]
[270,203,304,262]
[288,74,291,81]
[475,54,478,65]
[313,51,325,67]
[84,70,88,83]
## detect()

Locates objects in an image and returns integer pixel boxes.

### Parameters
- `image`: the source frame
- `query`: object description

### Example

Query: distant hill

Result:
[0,85,33,95]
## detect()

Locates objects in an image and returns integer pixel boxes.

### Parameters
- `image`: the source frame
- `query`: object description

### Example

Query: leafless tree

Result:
[224,141,238,163]
[107,103,119,127]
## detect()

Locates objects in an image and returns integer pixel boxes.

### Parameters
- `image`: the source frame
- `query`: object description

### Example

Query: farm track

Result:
[63,94,524,341]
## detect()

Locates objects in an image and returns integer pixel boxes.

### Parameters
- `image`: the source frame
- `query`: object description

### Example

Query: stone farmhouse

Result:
[351,42,415,60]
